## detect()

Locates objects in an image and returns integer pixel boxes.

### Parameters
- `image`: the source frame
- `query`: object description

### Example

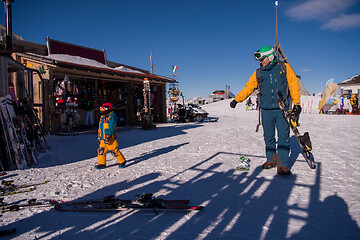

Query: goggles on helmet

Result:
[254,48,274,61]
[100,106,110,112]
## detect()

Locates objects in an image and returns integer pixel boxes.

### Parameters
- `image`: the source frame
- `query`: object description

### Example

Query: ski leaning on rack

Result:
[277,93,316,169]
[0,180,49,196]
[53,193,204,213]
[0,96,28,170]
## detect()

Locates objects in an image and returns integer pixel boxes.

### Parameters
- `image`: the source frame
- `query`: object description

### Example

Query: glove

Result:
[290,105,301,127]
[104,136,111,144]
[230,100,238,108]
[97,136,100,144]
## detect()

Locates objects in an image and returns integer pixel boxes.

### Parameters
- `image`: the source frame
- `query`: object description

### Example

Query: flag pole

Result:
[275,1,279,59]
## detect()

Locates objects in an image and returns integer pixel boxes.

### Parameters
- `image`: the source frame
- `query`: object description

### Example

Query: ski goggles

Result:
[254,48,274,60]
[100,106,110,111]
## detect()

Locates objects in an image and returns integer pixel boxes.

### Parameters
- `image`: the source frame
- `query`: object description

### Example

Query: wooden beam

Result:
[0,57,8,97]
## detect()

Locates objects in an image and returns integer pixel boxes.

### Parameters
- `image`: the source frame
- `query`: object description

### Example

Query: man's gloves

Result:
[290,105,301,127]
[97,135,100,144]
[230,100,238,108]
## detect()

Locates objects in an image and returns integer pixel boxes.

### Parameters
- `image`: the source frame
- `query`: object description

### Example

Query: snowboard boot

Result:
[119,161,126,169]
[94,164,106,169]
[262,161,276,169]
[277,167,292,176]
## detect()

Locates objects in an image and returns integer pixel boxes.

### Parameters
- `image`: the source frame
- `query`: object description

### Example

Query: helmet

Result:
[254,46,275,62]
[100,102,112,114]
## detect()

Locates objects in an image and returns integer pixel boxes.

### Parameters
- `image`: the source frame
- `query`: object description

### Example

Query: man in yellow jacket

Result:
[95,102,126,169]
[230,46,301,175]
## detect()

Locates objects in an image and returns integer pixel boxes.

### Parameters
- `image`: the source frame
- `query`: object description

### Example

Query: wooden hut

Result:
[2,36,174,133]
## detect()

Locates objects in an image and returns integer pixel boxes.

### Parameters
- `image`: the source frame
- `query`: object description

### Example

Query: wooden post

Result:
[13,70,26,99]
[0,57,8,97]
[45,69,53,133]
[128,81,134,125]
[161,84,166,122]
[150,53,155,74]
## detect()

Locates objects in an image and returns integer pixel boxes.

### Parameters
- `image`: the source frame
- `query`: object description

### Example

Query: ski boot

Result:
[94,164,106,169]
[277,167,292,176]
[262,162,276,169]
[119,161,126,169]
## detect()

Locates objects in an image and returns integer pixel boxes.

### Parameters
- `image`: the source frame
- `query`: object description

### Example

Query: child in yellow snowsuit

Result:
[95,102,126,169]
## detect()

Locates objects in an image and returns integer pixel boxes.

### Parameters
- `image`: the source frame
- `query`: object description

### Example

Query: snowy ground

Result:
[1,97,359,239]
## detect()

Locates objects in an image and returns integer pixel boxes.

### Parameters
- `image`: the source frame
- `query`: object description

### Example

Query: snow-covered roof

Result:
[47,54,143,74]
[338,73,360,85]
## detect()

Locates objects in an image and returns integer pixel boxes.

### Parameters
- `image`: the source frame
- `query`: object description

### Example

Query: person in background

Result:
[95,102,126,169]
[350,94,358,113]
[84,96,94,128]
[230,45,301,176]
[246,97,253,111]
[340,95,344,114]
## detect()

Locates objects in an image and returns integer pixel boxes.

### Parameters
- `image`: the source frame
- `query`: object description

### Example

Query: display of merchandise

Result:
[54,77,81,134]
[142,79,156,130]
[168,83,181,122]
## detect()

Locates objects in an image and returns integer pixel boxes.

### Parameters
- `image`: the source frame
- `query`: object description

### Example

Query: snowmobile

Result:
[176,103,217,123]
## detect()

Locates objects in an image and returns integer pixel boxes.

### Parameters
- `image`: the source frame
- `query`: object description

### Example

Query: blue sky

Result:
[1,0,360,98]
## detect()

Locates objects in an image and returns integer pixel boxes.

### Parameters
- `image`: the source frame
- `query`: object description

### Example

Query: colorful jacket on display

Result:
[234,58,300,109]
[98,111,117,140]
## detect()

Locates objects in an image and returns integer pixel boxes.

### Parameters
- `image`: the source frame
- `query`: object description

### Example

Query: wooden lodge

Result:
[1,35,175,133]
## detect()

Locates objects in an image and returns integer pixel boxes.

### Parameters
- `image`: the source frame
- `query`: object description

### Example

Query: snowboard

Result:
[277,94,316,169]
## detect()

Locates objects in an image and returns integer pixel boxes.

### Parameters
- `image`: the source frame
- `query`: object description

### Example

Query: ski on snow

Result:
[0,180,49,196]
[0,198,53,213]
[53,193,204,213]
[277,93,316,169]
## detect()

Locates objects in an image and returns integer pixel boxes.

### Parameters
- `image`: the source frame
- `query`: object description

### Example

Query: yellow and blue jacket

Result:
[98,111,117,140]
[234,58,300,109]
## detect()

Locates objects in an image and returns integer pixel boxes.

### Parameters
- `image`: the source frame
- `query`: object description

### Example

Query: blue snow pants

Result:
[261,109,290,167]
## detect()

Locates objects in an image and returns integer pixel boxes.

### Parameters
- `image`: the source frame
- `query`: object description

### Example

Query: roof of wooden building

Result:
[338,74,360,85]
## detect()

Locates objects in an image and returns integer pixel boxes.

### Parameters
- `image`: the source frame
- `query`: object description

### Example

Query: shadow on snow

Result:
[35,124,202,168]
[3,153,359,239]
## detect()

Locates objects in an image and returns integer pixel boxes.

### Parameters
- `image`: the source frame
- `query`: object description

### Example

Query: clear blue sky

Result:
[2,0,360,98]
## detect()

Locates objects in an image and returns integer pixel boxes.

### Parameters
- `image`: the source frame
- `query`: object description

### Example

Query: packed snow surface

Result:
[1,97,359,239]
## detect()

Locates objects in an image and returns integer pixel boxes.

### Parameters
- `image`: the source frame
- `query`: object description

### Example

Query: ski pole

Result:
[232,109,242,158]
